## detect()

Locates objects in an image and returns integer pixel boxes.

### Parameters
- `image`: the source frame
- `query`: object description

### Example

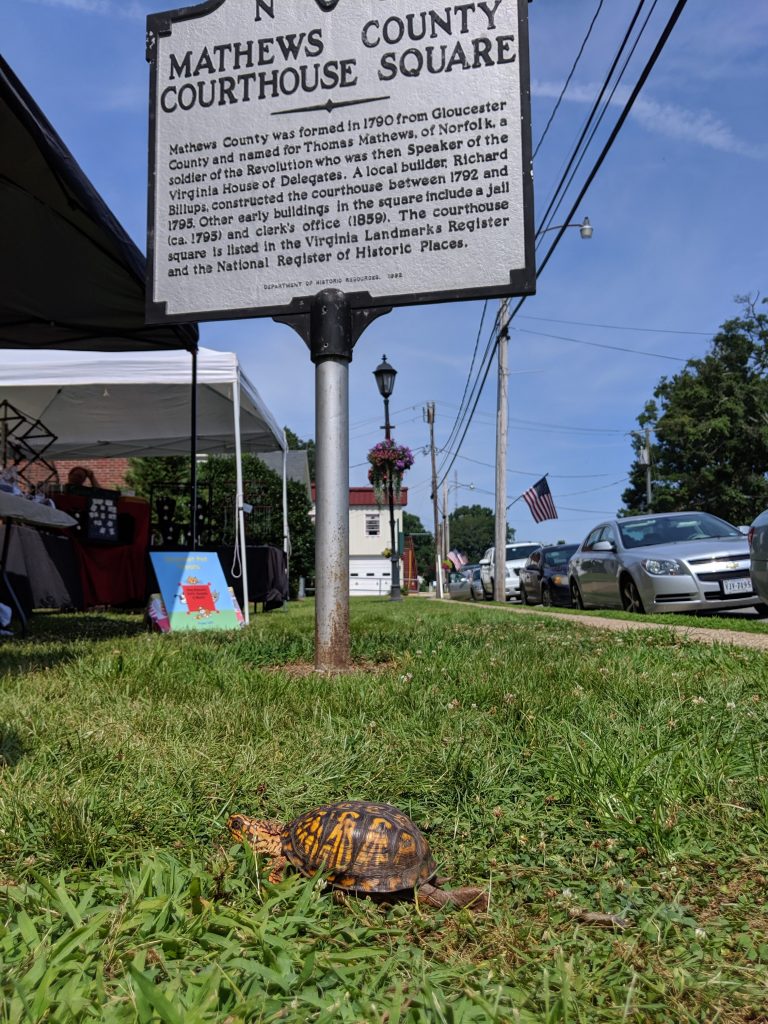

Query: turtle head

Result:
[227,814,283,856]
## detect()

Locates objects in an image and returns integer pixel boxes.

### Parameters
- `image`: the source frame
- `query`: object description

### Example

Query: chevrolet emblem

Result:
[725,562,739,570]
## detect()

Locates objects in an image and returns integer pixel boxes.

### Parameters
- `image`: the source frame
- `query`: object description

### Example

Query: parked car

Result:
[448,565,483,601]
[568,511,768,615]
[447,570,473,601]
[748,509,768,604]
[479,542,542,600]
[466,564,484,601]
[519,543,579,607]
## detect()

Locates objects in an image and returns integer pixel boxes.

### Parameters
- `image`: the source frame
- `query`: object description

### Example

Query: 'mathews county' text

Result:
[159,2,515,113]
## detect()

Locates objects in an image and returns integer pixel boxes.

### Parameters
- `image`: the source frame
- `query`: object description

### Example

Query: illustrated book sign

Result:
[150,550,244,630]
[146,0,535,322]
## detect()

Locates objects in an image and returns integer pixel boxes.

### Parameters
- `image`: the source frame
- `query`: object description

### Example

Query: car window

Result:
[582,527,605,551]
[618,513,742,549]
[543,544,578,568]
[505,544,541,561]
[526,550,542,567]
[602,525,618,546]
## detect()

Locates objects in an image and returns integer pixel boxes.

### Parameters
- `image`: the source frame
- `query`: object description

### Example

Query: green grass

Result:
[1,601,767,1022]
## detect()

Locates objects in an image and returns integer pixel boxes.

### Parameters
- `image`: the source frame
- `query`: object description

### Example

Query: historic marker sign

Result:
[146,0,535,322]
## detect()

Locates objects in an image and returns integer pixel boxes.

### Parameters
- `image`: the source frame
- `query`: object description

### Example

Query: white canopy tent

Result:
[0,347,288,623]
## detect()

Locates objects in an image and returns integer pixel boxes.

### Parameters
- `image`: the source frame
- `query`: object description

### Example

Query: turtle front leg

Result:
[267,855,288,884]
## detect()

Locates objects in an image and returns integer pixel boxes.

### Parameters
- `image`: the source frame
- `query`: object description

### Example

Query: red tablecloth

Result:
[53,493,150,608]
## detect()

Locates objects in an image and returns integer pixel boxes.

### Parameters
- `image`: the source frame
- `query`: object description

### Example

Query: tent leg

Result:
[282,440,289,600]
[190,347,198,549]
[233,372,250,625]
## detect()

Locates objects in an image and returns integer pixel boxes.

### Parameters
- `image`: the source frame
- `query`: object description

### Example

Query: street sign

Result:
[146,0,535,322]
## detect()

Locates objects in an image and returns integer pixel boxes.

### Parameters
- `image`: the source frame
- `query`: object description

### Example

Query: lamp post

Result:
[373,355,402,602]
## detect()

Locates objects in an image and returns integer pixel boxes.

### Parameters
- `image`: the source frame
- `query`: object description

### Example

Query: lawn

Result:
[1,601,767,1022]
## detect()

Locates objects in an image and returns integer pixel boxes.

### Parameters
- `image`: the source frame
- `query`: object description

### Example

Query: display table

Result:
[215,544,289,611]
[0,491,78,631]
[52,493,151,608]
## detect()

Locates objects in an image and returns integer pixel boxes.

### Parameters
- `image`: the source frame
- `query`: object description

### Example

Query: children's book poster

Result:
[150,551,243,632]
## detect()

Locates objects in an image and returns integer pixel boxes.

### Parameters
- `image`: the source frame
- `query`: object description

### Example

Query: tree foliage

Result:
[402,511,435,582]
[448,504,515,563]
[284,427,316,481]
[621,297,768,523]
[126,452,314,588]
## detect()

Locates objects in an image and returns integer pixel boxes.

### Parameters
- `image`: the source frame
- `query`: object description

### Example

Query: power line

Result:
[533,0,606,159]
[438,0,689,489]
[457,454,623,479]
[537,0,662,246]
[511,325,689,362]
[518,314,712,336]
[438,3,660,483]
[535,0,651,244]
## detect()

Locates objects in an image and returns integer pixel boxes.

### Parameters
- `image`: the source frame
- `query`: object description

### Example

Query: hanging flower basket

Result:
[367,439,414,505]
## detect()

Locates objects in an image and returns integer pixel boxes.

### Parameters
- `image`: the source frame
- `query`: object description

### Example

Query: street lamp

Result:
[373,355,402,602]
[538,216,593,239]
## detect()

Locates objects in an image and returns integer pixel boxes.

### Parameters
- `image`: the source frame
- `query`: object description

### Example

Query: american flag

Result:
[448,549,468,570]
[522,476,558,523]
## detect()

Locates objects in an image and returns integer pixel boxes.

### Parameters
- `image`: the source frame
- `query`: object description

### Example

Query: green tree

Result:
[284,427,316,481]
[127,450,315,591]
[621,297,768,523]
[402,511,434,582]
[448,504,515,563]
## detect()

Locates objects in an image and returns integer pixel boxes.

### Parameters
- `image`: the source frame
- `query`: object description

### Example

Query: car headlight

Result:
[641,558,685,576]
[551,574,567,586]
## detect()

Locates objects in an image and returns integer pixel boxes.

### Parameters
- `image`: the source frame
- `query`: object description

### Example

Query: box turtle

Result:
[228,799,486,911]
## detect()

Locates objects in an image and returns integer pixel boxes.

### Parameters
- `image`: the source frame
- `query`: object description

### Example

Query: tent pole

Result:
[233,370,250,625]
[282,438,289,590]
[190,347,198,549]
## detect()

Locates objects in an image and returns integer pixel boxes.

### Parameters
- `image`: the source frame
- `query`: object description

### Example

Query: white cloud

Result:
[532,79,768,161]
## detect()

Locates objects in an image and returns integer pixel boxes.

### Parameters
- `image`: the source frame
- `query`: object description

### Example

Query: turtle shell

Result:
[281,800,437,894]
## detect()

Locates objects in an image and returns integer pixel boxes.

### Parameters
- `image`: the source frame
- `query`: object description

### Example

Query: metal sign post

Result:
[146,0,535,669]
[275,291,390,669]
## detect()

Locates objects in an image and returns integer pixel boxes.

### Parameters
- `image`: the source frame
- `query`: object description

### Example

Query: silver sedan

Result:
[749,509,768,603]
[568,512,767,615]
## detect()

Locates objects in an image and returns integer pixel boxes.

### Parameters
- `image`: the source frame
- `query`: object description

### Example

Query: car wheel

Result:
[483,580,494,601]
[753,602,768,619]
[542,586,552,608]
[570,579,584,609]
[620,575,645,614]
[520,584,529,605]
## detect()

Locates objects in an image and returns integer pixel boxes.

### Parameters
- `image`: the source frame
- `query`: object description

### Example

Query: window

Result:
[365,513,380,537]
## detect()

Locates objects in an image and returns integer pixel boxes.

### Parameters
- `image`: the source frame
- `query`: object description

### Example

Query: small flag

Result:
[522,476,558,523]
[448,550,468,570]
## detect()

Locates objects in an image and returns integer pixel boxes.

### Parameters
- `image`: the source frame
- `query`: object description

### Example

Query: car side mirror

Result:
[592,540,616,552]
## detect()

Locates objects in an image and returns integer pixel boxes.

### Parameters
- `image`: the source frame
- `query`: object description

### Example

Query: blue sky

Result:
[2,0,767,545]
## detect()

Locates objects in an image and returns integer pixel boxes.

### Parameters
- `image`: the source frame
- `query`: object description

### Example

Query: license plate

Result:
[723,577,752,595]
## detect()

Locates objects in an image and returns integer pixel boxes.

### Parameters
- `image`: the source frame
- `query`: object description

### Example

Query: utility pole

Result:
[645,427,652,510]
[442,479,449,562]
[426,402,443,599]
[494,299,510,602]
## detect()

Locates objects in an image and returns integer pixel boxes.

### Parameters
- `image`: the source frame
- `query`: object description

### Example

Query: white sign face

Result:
[146,0,534,322]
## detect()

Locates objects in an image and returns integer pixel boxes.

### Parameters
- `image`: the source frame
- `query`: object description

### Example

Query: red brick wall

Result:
[54,458,131,490]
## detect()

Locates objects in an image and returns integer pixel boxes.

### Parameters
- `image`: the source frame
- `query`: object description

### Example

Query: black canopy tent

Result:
[0,54,197,353]
[0,55,205,543]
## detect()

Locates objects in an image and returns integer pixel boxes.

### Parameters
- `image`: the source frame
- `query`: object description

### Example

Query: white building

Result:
[312,485,408,596]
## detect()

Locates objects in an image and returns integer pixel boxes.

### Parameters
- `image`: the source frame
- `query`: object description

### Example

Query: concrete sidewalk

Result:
[450,599,768,652]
